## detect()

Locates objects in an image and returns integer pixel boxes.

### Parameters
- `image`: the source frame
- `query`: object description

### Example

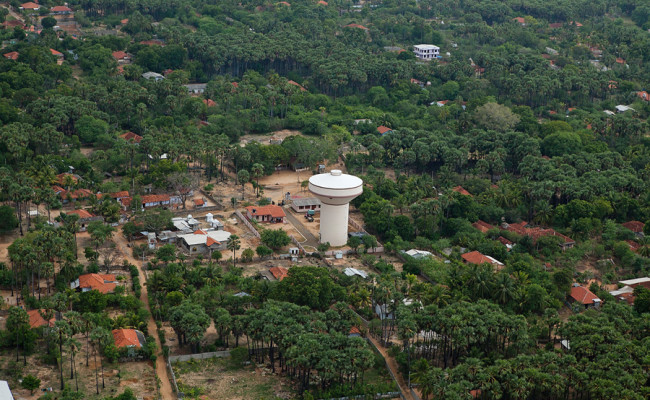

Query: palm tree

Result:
[227,235,241,269]
[251,163,264,197]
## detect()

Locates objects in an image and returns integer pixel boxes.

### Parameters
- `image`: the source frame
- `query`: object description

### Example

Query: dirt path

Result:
[367,335,415,400]
[113,233,176,400]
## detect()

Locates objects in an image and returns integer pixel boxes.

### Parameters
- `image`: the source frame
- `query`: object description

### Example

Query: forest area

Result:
[0,0,648,399]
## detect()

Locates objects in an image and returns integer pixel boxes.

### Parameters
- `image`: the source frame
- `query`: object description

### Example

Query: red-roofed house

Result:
[64,209,104,230]
[622,221,645,235]
[71,273,118,294]
[4,51,19,60]
[276,1,291,5]
[287,80,307,92]
[637,91,649,101]
[461,251,504,269]
[20,2,40,10]
[246,205,286,223]
[570,21,583,27]
[112,50,130,63]
[349,326,361,337]
[549,22,563,29]
[317,1,328,5]
[452,186,472,196]
[97,191,130,201]
[512,17,526,25]
[504,221,575,250]
[615,57,626,65]
[4,20,25,29]
[269,266,289,281]
[119,131,142,143]
[194,198,205,208]
[202,99,216,107]
[112,329,146,357]
[377,126,392,136]
[27,309,57,329]
[568,285,601,309]
[472,220,494,233]
[345,23,369,30]
[50,48,63,57]
[50,5,73,14]
[177,229,231,254]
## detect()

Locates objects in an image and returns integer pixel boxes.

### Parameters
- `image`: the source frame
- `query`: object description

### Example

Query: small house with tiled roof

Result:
[345,23,369,30]
[71,273,118,294]
[568,285,601,309]
[20,2,40,10]
[27,309,58,329]
[637,91,649,101]
[287,80,307,92]
[112,50,129,63]
[246,205,286,223]
[202,99,216,107]
[512,17,526,25]
[112,328,146,357]
[269,266,289,281]
[50,5,73,14]
[452,186,472,196]
[119,131,142,144]
[461,250,504,270]
[504,221,575,250]
[3,51,19,60]
[377,126,392,136]
[621,221,644,236]
[64,209,104,230]
[472,220,494,234]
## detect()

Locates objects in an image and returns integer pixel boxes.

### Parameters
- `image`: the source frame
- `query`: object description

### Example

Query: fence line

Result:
[290,234,308,254]
[169,350,231,363]
[319,393,402,400]
[167,359,180,395]
[234,210,261,239]
[409,387,422,400]
[365,338,406,400]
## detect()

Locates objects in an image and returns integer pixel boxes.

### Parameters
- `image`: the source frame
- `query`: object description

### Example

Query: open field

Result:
[172,356,294,400]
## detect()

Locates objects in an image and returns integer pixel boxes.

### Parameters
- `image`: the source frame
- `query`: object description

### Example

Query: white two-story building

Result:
[413,44,440,60]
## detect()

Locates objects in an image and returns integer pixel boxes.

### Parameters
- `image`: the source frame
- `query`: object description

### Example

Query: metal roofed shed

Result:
[404,249,433,259]
[343,267,368,279]
[291,197,322,213]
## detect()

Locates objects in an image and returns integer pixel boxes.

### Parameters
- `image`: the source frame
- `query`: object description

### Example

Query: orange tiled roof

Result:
[142,194,171,204]
[194,198,205,206]
[569,286,599,305]
[206,237,220,247]
[377,126,392,135]
[27,309,55,329]
[119,131,142,143]
[637,91,649,101]
[203,99,216,107]
[461,251,494,265]
[112,50,128,60]
[50,48,63,57]
[622,221,645,233]
[246,205,286,219]
[626,240,640,252]
[97,191,129,200]
[78,273,116,294]
[498,236,513,245]
[317,0,328,5]
[21,2,40,9]
[452,186,472,196]
[269,266,289,281]
[345,23,368,30]
[112,329,142,348]
[67,189,93,199]
[349,326,361,335]
[66,209,94,219]
[51,5,72,12]
[4,51,19,60]
[287,80,307,91]
[512,17,525,24]
[505,222,574,244]
[472,220,494,233]
[615,57,625,64]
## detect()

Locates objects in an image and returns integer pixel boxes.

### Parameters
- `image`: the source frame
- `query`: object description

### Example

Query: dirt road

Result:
[113,233,176,400]
[367,335,415,400]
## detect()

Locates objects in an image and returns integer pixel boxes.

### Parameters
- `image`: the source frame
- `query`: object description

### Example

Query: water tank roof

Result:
[309,170,362,190]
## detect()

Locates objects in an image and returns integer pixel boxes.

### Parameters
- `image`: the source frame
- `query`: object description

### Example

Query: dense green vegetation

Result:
[0,0,649,398]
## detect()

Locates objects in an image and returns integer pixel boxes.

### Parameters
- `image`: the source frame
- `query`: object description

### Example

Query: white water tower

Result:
[308,169,363,246]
